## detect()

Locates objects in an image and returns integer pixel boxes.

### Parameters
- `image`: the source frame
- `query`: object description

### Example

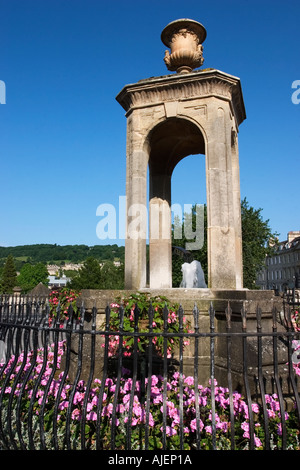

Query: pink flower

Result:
[241,421,250,438]
[148,412,155,427]
[102,403,113,416]
[72,408,81,420]
[277,423,283,435]
[205,425,212,434]
[160,425,177,436]
[184,376,194,386]
[86,411,97,421]
[133,404,143,417]
[58,400,69,411]
[254,436,262,448]
[252,403,260,414]
[110,303,120,308]
[267,409,276,419]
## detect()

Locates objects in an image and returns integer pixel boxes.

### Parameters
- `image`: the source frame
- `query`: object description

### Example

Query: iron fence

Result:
[0,296,299,450]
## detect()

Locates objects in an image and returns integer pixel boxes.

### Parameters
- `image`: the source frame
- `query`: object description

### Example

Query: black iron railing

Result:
[0,296,299,450]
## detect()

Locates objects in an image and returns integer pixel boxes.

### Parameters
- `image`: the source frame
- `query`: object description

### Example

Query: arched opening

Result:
[148,117,205,187]
[147,117,205,288]
[171,154,207,286]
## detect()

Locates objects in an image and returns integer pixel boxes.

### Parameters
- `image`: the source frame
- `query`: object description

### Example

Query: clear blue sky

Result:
[0,0,299,247]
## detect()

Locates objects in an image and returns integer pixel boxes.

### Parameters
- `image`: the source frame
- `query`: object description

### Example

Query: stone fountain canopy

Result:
[116,67,246,291]
[116,18,248,292]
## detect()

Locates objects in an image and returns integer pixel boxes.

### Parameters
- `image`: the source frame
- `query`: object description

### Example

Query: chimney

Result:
[288,231,300,243]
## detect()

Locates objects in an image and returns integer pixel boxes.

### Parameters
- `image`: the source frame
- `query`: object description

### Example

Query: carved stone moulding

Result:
[116,70,246,127]
[161,18,207,74]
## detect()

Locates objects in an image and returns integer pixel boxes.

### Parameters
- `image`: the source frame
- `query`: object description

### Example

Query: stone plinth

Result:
[80,288,280,313]
[75,289,287,393]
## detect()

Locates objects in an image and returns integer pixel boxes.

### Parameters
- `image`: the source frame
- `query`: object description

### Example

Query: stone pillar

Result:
[149,173,172,288]
[124,114,148,290]
[206,102,243,289]
[231,128,243,289]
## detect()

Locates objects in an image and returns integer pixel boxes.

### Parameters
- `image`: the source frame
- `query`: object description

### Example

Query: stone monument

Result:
[78,20,286,392]
[116,19,246,290]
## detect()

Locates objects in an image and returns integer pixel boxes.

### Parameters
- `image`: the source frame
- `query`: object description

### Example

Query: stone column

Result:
[231,128,243,289]
[149,173,172,288]
[206,102,239,289]
[124,114,148,290]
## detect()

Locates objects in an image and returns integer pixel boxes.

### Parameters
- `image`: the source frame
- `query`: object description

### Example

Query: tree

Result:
[17,263,49,293]
[172,199,278,289]
[100,261,124,289]
[70,257,102,290]
[172,205,207,287]
[1,255,17,293]
[241,198,278,289]
[70,257,124,290]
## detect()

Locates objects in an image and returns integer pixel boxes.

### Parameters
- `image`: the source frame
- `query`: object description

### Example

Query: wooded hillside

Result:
[0,244,125,266]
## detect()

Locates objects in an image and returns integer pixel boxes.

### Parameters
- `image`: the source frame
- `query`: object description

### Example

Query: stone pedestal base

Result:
[70,288,291,397]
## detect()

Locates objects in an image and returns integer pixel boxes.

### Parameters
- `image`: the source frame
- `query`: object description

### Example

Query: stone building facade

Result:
[256,231,300,292]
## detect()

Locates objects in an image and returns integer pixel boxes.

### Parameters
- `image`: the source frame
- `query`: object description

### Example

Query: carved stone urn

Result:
[161,19,207,74]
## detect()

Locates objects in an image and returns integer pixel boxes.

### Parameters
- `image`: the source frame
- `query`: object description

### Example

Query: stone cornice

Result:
[116,69,246,127]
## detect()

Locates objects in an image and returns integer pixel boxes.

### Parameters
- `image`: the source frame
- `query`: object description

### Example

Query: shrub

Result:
[102,292,192,359]
[48,288,81,324]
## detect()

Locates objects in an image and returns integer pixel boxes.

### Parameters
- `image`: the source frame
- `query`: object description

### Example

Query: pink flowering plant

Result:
[49,288,81,325]
[1,343,300,450]
[103,293,191,359]
[291,309,300,332]
[288,306,300,376]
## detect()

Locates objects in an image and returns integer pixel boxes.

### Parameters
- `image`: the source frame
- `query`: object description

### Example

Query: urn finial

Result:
[161,19,207,74]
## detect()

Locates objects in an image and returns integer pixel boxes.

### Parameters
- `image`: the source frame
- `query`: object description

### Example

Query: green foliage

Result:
[172,200,278,289]
[17,262,49,293]
[172,205,207,287]
[63,269,79,280]
[0,243,124,265]
[70,257,102,290]
[104,292,191,358]
[241,198,279,289]
[1,255,17,293]
[49,288,82,323]
[99,260,124,289]
[70,257,124,290]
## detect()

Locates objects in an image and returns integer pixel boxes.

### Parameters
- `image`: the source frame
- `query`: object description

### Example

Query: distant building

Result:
[47,263,83,275]
[256,231,300,292]
[48,275,70,289]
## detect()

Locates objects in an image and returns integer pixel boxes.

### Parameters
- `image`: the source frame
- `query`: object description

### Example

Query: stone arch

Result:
[146,117,206,288]
[147,116,206,177]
